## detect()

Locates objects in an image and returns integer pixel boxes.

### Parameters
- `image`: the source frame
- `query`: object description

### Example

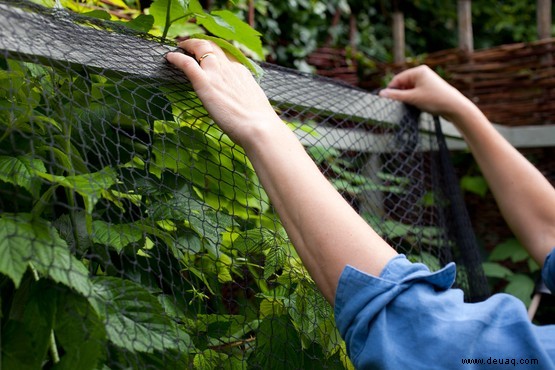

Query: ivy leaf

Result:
[90,276,192,354]
[0,155,46,198]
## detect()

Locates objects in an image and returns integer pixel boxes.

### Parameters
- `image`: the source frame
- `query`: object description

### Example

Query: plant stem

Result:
[162,0,172,41]
[50,330,60,364]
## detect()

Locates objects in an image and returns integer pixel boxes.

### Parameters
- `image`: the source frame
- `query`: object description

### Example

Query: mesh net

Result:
[0,1,489,368]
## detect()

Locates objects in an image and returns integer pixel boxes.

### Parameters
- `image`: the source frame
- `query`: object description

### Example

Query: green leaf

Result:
[195,10,263,60]
[505,274,535,307]
[149,0,192,38]
[407,251,442,272]
[0,215,33,287]
[287,283,332,346]
[117,14,155,33]
[460,175,489,197]
[193,349,227,370]
[1,279,56,370]
[92,220,145,252]
[53,212,93,255]
[264,243,287,280]
[32,227,92,297]
[2,277,106,370]
[249,315,304,369]
[482,261,514,279]
[186,207,234,250]
[148,187,204,221]
[489,238,529,263]
[90,276,192,354]
[52,288,107,370]
[36,167,118,213]
[0,213,92,294]
[231,228,277,255]
[0,155,46,198]
[190,34,263,78]
[82,9,111,20]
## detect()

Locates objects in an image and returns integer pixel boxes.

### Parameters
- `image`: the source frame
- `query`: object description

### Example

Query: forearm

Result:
[452,106,555,265]
[242,116,397,303]
[166,42,398,303]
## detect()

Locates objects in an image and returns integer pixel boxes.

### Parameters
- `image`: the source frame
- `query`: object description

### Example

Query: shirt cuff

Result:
[334,255,457,361]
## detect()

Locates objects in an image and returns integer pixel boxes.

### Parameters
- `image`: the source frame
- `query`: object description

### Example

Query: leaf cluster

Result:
[0,48,351,368]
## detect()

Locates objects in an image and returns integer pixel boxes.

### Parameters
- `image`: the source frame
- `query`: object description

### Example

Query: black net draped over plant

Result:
[0,1,489,369]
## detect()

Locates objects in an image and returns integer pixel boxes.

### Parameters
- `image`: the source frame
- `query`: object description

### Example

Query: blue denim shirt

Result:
[334,249,555,369]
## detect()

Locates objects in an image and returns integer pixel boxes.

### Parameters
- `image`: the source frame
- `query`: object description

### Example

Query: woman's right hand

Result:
[379,65,476,124]
[165,38,280,148]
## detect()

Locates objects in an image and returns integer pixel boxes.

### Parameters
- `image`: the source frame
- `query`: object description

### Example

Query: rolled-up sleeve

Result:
[334,255,555,369]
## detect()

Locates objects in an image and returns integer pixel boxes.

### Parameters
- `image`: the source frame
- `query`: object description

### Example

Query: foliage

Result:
[472,0,541,48]
[482,238,540,307]
[455,150,541,307]
[2,51,425,367]
[199,0,543,83]
[0,4,359,363]
[460,174,489,198]
[30,0,264,64]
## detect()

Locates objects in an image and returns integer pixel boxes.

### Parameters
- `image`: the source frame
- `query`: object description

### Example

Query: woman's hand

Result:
[379,65,476,124]
[165,39,279,147]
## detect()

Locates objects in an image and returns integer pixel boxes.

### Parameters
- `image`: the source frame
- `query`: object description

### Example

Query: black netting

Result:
[0,1,488,369]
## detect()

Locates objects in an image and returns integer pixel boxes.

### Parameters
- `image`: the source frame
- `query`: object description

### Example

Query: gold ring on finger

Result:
[198,52,215,64]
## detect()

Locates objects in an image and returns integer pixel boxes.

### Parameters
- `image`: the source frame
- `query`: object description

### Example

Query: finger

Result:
[379,87,413,103]
[386,72,415,90]
[178,39,227,66]
[166,51,206,86]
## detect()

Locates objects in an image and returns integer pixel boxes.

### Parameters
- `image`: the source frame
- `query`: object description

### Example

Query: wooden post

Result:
[457,0,473,53]
[392,11,405,64]
[537,0,552,40]
[359,154,385,218]
[248,0,255,27]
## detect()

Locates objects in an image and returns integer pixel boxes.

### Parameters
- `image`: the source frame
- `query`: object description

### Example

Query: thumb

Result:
[379,87,414,103]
